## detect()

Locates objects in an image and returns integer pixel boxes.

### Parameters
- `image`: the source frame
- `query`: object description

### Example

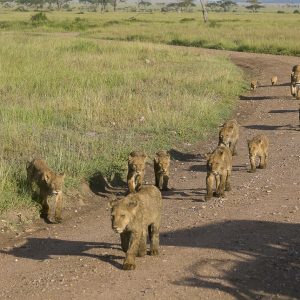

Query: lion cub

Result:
[250,80,258,90]
[27,159,65,223]
[218,119,239,156]
[127,151,147,193]
[205,145,232,201]
[110,185,162,270]
[290,65,300,97]
[154,150,170,191]
[247,134,269,173]
[271,76,278,86]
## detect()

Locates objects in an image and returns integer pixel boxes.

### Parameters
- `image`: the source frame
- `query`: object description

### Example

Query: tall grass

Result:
[0,33,244,212]
[0,11,299,55]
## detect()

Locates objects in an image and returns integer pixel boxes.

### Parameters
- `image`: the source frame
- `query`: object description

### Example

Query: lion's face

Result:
[294,74,300,83]
[128,155,146,175]
[45,172,65,195]
[110,198,138,233]
[155,155,170,174]
[248,141,259,156]
[219,127,234,146]
[207,150,226,176]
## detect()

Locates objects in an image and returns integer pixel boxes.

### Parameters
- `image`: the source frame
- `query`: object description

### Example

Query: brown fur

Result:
[205,145,232,201]
[127,151,147,193]
[26,159,65,223]
[250,80,258,90]
[290,65,300,97]
[154,150,170,191]
[247,134,269,173]
[218,119,239,156]
[110,185,162,270]
[271,76,278,86]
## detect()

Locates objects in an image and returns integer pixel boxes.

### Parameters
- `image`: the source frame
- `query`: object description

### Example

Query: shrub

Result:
[31,12,49,24]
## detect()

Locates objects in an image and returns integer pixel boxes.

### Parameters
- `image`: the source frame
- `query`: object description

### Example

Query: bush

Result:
[293,10,300,14]
[180,18,195,22]
[31,12,49,24]
[14,6,28,12]
[277,10,285,14]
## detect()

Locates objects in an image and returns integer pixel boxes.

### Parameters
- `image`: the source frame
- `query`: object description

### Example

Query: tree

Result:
[178,0,196,11]
[138,0,152,11]
[245,0,264,12]
[48,0,70,9]
[199,0,208,23]
[207,0,237,12]
[17,0,45,9]
[219,0,236,11]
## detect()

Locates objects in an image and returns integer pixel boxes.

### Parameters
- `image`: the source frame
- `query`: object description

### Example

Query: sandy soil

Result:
[0,50,299,300]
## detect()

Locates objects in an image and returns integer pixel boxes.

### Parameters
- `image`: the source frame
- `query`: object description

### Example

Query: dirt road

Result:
[0,50,299,300]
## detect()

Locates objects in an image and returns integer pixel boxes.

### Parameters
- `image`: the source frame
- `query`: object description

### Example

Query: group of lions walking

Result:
[26,64,298,271]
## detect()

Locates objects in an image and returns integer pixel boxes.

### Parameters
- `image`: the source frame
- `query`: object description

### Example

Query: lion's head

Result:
[44,172,65,195]
[154,151,170,174]
[128,151,146,174]
[206,147,228,176]
[109,197,138,233]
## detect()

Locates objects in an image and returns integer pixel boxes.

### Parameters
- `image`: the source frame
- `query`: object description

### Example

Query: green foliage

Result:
[207,0,237,12]
[31,12,48,23]
[180,17,195,22]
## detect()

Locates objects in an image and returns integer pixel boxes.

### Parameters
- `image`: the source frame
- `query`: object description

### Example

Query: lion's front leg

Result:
[40,190,49,220]
[135,173,144,191]
[162,174,169,191]
[215,174,226,198]
[120,231,131,253]
[137,229,147,257]
[123,232,140,270]
[127,174,136,193]
[205,174,214,201]
[54,193,63,223]
[149,224,160,256]
[249,155,256,173]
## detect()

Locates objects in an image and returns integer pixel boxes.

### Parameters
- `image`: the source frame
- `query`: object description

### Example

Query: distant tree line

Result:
[0,0,265,13]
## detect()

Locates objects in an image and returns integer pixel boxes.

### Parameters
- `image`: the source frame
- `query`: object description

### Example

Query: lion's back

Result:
[137,185,162,223]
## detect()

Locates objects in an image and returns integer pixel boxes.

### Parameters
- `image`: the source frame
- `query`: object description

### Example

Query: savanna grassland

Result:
[1,11,300,55]
[0,8,297,217]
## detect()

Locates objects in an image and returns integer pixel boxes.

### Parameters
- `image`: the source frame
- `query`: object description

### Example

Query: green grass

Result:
[0,32,244,213]
[0,11,299,56]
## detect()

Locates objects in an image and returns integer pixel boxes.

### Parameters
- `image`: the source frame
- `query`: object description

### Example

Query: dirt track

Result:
[0,50,299,300]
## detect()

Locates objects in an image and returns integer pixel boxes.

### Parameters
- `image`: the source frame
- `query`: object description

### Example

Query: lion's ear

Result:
[43,171,51,183]
[59,172,65,180]
[109,198,118,209]
[204,153,211,160]
[127,199,138,209]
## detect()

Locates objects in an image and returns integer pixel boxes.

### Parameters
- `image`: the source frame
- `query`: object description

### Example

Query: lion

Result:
[154,150,170,191]
[218,119,239,156]
[109,185,162,270]
[247,134,269,173]
[205,145,232,201]
[271,76,278,86]
[26,159,65,223]
[250,80,258,90]
[290,65,300,97]
[127,151,147,193]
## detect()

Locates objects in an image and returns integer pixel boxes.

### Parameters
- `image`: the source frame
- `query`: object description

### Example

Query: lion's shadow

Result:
[0,238,124,270]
